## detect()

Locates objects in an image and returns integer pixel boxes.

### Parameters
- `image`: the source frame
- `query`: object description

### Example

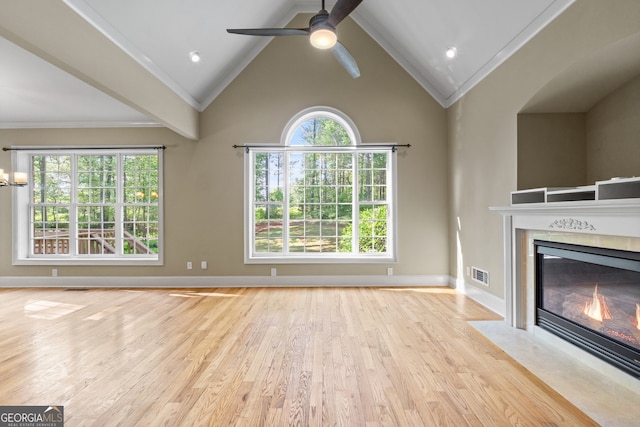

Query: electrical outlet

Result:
[271,268,277,277]
[466,266,470,276]
[187,261,193,270]
[387,267,393,276]
[201,261,207,270]
[52,268,58,277]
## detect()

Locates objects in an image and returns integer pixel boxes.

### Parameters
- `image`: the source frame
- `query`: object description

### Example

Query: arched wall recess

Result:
[521,32,640,113]
[517,31,640,189]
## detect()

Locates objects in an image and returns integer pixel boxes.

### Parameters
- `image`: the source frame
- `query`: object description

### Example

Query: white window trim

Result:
[11,147,164,266]
[281,106,361,146]
[244,107,398,264]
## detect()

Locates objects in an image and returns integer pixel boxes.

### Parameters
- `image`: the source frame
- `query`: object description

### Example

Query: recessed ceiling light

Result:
[190,51,201,63]
[446,46,457,59]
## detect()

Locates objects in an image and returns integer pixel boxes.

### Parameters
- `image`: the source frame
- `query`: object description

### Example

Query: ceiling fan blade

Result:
[327,0,364,27]
[331,41,360,78]
[227,28,309,36]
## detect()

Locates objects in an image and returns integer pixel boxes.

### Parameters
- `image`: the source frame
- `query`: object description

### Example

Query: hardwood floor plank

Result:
[0,287,599,426]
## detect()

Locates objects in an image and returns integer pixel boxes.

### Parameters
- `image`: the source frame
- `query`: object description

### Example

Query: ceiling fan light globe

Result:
[310,28,337,49]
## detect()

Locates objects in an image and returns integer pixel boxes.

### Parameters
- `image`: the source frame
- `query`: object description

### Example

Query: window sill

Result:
[245,255,396,264]
[13,257,163,266]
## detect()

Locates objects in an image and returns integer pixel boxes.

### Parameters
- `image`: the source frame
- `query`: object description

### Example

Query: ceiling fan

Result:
[227,0,364,78]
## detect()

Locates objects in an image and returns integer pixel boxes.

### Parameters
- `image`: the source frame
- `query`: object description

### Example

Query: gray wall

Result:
[3,2,639,295]
[0,16,449,279]
[587,73,640,182]
[448,0,640,299]
[516,72,640,190]
[517,113,586,190]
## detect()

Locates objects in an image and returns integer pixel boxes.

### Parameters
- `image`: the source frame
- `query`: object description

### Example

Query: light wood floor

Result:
[0,287,597,426]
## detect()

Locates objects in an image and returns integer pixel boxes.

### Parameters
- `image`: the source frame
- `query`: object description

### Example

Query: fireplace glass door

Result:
[535,240,640,378]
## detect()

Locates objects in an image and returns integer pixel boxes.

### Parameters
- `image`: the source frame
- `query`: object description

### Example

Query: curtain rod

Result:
[3,145,166,151]
[232,144,411,153]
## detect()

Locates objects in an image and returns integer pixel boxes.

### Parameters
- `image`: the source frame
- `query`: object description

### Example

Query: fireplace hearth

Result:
[535,240,640,378]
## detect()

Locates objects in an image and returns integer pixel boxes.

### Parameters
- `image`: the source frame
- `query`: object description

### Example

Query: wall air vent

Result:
[472,267,489,286]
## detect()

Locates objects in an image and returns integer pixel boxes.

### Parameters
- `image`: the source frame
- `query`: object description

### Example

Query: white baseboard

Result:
[449,276,506,317]
[0,274,451,289]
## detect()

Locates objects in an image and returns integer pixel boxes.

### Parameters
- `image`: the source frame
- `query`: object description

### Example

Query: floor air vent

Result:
[471,267,489,286]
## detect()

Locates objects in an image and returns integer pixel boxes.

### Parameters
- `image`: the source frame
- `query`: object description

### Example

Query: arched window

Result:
[282,106,359,147]
[245,107,396,263]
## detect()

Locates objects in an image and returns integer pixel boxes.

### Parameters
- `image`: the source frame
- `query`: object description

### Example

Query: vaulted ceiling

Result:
[0,0,574,137]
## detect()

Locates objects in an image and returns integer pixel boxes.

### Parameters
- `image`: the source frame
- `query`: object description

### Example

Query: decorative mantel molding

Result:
[548,218,596,231]
[490,200,640,240]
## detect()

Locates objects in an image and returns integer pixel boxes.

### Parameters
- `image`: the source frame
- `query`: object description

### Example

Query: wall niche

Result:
[517,33,640,190]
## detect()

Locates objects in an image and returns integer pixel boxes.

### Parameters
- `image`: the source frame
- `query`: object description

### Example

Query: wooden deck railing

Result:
[33,229,153,255]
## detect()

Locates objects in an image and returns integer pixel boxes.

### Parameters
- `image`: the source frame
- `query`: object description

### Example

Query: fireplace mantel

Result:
[490,200,640,328]
[491,200,640,238]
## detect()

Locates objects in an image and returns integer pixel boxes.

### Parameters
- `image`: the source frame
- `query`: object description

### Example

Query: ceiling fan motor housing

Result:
[310,10,334,32]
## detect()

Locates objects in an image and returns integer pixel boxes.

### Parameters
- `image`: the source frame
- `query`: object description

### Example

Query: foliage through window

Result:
[246,107,395,262]
[12,148,162,264]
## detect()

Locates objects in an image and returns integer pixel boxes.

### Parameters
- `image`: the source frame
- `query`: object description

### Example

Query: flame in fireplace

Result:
[636,304,640,330]
[583,284,612,322]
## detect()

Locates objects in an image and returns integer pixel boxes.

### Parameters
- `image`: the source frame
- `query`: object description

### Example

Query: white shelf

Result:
[545,185,595,202]
[596,177,640,200]
[511,178,640,205]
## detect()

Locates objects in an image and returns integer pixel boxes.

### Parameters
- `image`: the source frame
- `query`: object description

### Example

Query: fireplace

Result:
[490,198,640,422]
[535,240,640,378]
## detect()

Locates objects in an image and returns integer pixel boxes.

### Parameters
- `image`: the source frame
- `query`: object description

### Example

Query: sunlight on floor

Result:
[24,299,85,320]
[170,291,242,298]
[84,305,122,320]
[380,287,457,294]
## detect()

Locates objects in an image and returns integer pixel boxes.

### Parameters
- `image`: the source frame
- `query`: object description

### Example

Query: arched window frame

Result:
[245,106,397,264]
[281,106,361,147]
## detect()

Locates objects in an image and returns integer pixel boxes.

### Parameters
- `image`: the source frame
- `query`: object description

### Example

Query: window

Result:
[12,147,163,265]
[245,107,396,263]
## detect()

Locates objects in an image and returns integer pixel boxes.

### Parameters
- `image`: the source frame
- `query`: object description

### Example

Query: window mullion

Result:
[70,154,78,256]
[251,152,260,256]
[387,151,394,253]
[283,151,290,255]
[26,154,35,257]
[115,153,123,256]
[352,152,359,254]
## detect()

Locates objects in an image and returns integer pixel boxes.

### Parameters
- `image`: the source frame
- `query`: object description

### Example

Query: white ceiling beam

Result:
[0,0,199,140]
